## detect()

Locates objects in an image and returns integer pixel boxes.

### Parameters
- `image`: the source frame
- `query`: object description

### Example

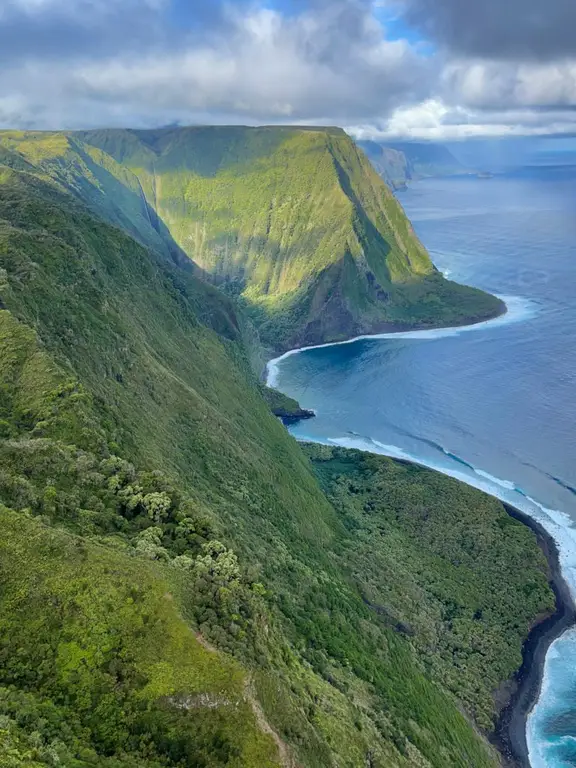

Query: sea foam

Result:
[268,293,576,603]
[268,291,576,768]
[304,430,576,768]
[527,628,576,768]
[266,295,536,388]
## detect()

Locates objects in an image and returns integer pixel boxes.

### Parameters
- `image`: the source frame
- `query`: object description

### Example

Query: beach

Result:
[492,505,576,766]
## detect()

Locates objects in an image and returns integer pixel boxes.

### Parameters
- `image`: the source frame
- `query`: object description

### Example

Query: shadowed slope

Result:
[70,126,504,351]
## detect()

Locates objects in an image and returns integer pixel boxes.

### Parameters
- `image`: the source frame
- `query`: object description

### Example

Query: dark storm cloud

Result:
[0,0,382,68]
[399,0,576,60]
[0,11,156,64]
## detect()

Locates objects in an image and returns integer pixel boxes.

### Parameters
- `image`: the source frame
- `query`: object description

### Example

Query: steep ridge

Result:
[0,138,552,767]
[0,131,190,269]
[355,140,413,189]
[73,126,502,351]
[359,140,467,187]
[1,127,502,353]
[387,141,466,178]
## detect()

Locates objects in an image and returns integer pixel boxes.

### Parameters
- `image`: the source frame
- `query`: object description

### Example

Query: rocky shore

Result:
[492,504,575,767]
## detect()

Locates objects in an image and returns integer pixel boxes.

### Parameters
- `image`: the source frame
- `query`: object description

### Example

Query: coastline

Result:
[492,505,576,767]
[385,460,575,767]
[264,297,574,768]
[265,294,528,388]
[306,451,573,767]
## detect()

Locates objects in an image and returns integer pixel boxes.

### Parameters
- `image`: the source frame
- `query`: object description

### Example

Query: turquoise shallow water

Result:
[269,166,576,767]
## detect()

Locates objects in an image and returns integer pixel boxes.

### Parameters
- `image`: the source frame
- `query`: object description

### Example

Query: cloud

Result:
[442,60,576,110]
[378,0,576,138]
[350,99,576,141]
[0,1,431,129]
[0,0,170,64]
[0,0,576,139]
[397,0,576,61]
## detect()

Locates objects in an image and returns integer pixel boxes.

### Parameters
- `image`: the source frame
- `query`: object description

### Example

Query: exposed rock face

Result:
[273,407,316,426]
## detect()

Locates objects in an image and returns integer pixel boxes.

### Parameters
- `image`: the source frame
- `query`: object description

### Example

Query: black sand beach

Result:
[492,504,575,767]
[266,302,575,768]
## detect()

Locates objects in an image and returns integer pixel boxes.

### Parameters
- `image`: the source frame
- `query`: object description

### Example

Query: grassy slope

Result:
[0,507,279,768]
[0,128,504,353]
[257,384,310,420]
[0,146,551,767]
[0,132,192,269]
[38,125,503,351]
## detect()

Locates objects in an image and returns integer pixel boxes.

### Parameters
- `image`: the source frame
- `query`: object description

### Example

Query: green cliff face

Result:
[0,128,502,352]
[0,134,551,767]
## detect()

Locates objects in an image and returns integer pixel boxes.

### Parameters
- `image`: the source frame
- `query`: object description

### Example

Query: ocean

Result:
[268,166,576,767]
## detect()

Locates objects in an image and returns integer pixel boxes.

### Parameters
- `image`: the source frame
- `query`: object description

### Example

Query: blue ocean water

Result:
[268,166,576,767]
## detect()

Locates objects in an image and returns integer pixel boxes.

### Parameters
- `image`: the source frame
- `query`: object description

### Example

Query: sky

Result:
[1,0,576,140]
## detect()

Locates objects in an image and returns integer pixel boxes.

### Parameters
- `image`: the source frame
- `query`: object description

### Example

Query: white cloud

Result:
[1,0,576,138]
[443,59,576,109]
[0,4,430,128]
[349,98,576,141]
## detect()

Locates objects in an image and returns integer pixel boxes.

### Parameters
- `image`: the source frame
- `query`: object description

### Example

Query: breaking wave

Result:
[266,295,536,388]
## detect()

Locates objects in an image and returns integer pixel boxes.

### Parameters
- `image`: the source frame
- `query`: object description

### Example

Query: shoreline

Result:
[386,458,575,767]
[264,294,536,388]
[492,504,576,767]
[264,299,574,768]
[313,448,574,767]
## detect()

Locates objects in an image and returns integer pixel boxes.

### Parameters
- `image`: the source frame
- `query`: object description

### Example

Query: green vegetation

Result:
[0,127,502,353]
[258,384,315,423]
[0,508,279,768]
[305,444,554,730]
[0,133,552,767]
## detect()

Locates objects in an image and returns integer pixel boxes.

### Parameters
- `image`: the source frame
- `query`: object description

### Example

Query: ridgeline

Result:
[1,127,502,352]
[357,140,467,189]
